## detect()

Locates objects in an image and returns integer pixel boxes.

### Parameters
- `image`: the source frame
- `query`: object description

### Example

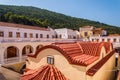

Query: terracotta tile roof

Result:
[71,54,99,66]
[86,50,115,76]
[0,22,49,31]
[92,28,102,31]
[82,26,93,28]
[21,65,69,80]
[54,42,102,66]
[79,42,103,56]
[28,42,107,66]
[103,42,112,53]
[108,34,120,36]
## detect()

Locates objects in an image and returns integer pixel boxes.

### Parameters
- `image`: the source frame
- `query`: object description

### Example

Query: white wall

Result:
[90,36,120,43]
[55,28,78,39]
[0,26,55,38]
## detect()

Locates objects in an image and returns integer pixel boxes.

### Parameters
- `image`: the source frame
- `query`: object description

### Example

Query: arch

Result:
[102,39,105,42]
[22,45,34,56]
[96,39,99,42]
[4,46,19,59]
[92,39,94,42]
[36,44,44,51]
[107,38,110,42]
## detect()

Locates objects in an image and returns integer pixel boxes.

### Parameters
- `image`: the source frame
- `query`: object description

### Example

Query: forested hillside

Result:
[0,5,120,34]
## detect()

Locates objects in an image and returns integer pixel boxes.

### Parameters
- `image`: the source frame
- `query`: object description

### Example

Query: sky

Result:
[0,0,120,27]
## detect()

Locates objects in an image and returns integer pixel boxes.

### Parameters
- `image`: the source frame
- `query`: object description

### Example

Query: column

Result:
[33,46,36,54]
[0,46,5,65]
[19,47,22,62]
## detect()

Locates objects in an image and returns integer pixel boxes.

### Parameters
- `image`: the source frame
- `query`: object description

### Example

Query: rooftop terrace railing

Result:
[2,56,26,65]
[0,37,82,43]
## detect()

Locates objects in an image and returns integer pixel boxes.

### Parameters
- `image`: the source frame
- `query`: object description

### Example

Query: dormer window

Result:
[47,55,54,65]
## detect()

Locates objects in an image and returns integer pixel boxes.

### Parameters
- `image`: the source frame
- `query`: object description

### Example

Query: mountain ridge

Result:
[0,4,120,34]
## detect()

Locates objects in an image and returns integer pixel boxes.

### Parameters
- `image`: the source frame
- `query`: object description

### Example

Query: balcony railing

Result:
[3,56,26,65]
[0,37,82,43]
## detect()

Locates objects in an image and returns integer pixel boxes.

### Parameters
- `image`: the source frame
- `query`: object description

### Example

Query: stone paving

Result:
[0,66,21,80]
[0,73,7,80]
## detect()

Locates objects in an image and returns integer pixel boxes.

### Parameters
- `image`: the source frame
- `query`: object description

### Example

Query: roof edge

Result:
[27,45,73,64]
[86,50,115,76]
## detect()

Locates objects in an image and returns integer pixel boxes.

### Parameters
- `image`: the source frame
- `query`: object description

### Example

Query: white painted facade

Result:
[0,25,55,39]
[55,28,80,39]
[89,36,120,48]
[101,30,107,36]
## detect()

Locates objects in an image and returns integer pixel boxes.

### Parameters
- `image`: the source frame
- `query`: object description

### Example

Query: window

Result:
[30,33,33,38]
[113,38,116,42]
[16,32,20,38]
[0,31,4,37]
[73,36,76,39]
[24,33,27,38]
[60,34,62,38]
[47,55,54,65]
[107,38,110,42]
[55,35,58,38]
[47,34,49,38]
[96,39,99,42]
[52,35,54,38]
[102,39,104,42]
[36,34,38,38]
[92,39,94,41]
[84,32,88,36]
[9,32,12,37]
[40,34,43,38]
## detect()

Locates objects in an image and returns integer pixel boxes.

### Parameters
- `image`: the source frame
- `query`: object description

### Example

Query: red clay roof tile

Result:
[79,42,103,56]
[86,50,115,76]
[0,22,49,31]
[21,65,69,80]
[28,42,108,66]
[103,42,112,53]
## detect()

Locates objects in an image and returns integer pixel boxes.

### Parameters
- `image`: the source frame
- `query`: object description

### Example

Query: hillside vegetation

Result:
[0,5,120,34]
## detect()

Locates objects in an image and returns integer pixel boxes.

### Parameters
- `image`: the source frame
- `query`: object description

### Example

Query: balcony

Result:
[113,42,120,48]
[1,56,26,65]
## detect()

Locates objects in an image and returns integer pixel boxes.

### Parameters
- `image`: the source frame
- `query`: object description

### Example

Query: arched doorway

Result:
[22,45,33,56]
[36,45,43,51]
[4,46,19,59]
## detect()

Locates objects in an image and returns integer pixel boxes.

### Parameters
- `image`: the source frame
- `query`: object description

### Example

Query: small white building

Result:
[55,28,80,39]
[101,30,107,36]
